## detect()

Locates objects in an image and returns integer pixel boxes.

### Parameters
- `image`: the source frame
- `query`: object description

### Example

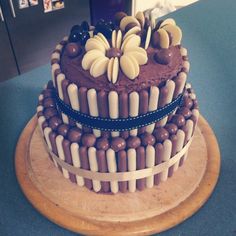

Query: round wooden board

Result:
[15,115,220,236]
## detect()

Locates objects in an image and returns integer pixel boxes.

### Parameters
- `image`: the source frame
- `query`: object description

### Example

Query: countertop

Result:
[0,0,236,235]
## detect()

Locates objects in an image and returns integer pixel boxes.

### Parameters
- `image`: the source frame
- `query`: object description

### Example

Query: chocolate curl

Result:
[146,86,159,133]
[79,146,93,190]
[173,72,187,99]
[78,87,91,133]
[97,150,110,193]
[156,80,175,127]
[145,145,155,188]
[127,148,137,192]
[138,90,149,134]
[70,143,85,186]
[160,139,172,181]
[154,143,163,185]
[179,119,194,166]
[168,130,185,177]
[108,91,119,137]
[136,146,145,191]
[62,79,75,126]
[56,73,69,124]
[67,84,82,128]
[88,147,101,192]
[118,150,128,193]
[106,148,119,193]
[129,92,139,136]
[55,135,70,179]
[119,92,129,139]
[49,131,63,172]
[51,63,60,87]
[62,139,77,183]
[87,89,101,137]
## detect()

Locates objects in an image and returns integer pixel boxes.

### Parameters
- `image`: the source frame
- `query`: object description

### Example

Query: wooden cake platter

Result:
[15,115,220,236]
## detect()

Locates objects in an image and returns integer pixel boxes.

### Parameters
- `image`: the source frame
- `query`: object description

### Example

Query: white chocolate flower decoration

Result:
[82,30,148,84]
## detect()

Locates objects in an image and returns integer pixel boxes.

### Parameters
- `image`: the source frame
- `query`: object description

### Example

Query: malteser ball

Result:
[177,107,192,119]
[82,133,96,147]
[171,114,186,128]
[164,123,178,135]
[43,89,53,98]
[66,43,81,58]
[121,131,129,139]
[154,49,173,65]
[183,97,193,109]
[111,137,126,152]
[68,127,82,142]
[43,98,56,108]
[114,11,127,25]
[49,116,62,131]
[57,124,70,137]
[141,133,156,146]
[127,136,141,149]
[154,127,169,142]
[96,137,109,150]
[44,107,57,119]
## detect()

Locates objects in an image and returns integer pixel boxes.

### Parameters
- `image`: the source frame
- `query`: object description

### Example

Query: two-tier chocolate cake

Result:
[36,11,199,194]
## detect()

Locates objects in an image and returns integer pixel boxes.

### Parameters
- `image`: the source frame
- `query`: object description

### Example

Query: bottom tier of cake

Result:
[36,82,199,194]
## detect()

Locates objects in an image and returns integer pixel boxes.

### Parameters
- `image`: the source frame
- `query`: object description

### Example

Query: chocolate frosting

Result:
[60,46,183,93]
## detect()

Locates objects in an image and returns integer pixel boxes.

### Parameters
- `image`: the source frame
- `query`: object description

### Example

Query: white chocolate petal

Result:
[160,18,176,28]
[125,49,148,65]
[112,57,119,84]
[107,58,114,82]
[112,30,117,48]
[85,38,106,53]
[82,50,104,70]
[123,26,141,40]
[120,16,140,31]
[128,55,139,77]
[144,26,152,49]
[97,33,110,50]
[122,35,141,51]
[135,11,145,28]
[120,55,136,80]
[162,24,182,46]
[157,28,170,49]
[90,57,109,77]
[116,30,122,49]
[94,35,109,50]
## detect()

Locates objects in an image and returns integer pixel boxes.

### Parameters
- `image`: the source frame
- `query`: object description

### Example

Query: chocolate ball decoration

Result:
[57,124,70,137]
[67,127,82,142]
[171,114,186,128]
[65,43,81,58]
[154,49,173,65]
[177,107,192,119]
[126,136,141,149]
[182,97,193,109]
[49,116,62,131]
[96,137,109,150]
[114,11,127,26]
[82,133,96,147]
[153,127,169,143]
[43,98,56,108]
[164,123,178,135]
[111,137,126,152]
[141,133,156,146]
[44,107,57,119]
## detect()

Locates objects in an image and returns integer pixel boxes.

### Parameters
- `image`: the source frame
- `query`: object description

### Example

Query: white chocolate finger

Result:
[56,135,69,179]
[127,148,136,192]
[146,86,159,133]
[160,139,172,181]
[87,89,101,137]
[51,63,60,87]
[70,143,84,186]
[129,91,139,136]
[106,148,119,193]
[88,147,101,192]
[145,145,155,188]
[173,130,185,172]
[108,91,119,137]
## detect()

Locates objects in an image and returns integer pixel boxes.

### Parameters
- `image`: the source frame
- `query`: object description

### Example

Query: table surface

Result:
[0,0,236,235]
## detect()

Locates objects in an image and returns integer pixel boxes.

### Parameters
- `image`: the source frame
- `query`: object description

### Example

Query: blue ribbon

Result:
[55,92,183,131]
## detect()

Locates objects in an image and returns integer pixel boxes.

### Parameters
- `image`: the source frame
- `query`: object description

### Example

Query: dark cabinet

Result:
[0,0,90,82]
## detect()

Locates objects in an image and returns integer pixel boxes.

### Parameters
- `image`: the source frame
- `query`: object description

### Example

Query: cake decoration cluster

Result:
[82,30,147,83]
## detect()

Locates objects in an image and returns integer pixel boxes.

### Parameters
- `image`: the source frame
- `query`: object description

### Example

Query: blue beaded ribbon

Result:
[55,92,183,131]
